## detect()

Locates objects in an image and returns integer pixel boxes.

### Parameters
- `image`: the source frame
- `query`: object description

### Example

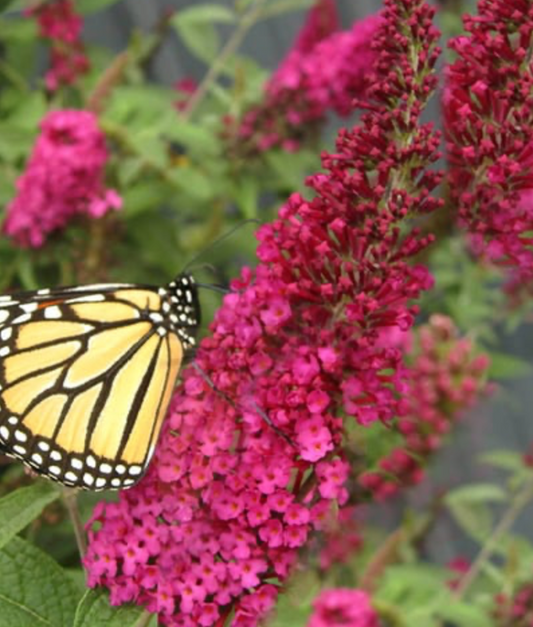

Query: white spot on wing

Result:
[12,313,31,324]
[65,471,78,482]
[95,478,106,488]
[44,306,61,319]
[1,327,12,341]
[100,463,112,474]
[0,347,10,357]
[0,311,9,323]
[14,430,27,442]
[0,426,9,440]
[21,303,38,313]
[31,453,43,464]
[83,473,95,486]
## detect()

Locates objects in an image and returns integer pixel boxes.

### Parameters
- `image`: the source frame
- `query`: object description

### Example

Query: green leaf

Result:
[437,600,493,627]
[73,589,145,627]
[0,16,36,41]
[445,483,507,543]
[0,124,34,162]
[16,255,39,290]
[479,450,525,473]
[122,181,173,217]
[165,121,220,157]
[259,0,314,19]
[487,351,533,379]
[173,4,236,25]
[233,176,259,219]
[0,0,21,13]
[0,536,79,627]
[76,0,122,14]
[168,166,214,201]
[171,5,235,64]
[5,92,47,130]
[0,483,59,550]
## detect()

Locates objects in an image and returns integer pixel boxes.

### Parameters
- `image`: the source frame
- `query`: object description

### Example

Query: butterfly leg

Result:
[190,362,296,448]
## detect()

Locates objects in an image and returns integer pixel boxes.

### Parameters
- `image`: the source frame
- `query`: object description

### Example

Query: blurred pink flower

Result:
[4,110,121,248]
[228,3,381,155]
[28,0,89,91]
[443,0,533,301]
[359,315,491,500]
[307,588,379,627]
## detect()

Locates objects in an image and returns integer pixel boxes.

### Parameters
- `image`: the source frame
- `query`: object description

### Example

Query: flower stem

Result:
[61,487,87,558]
[453,474,533,600]
[180,0,269,121]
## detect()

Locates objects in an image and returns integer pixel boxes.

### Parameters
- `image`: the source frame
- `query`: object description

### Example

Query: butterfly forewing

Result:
[0,275,199,490]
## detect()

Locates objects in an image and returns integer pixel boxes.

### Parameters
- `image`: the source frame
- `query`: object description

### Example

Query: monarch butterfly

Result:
[0,273,200,491]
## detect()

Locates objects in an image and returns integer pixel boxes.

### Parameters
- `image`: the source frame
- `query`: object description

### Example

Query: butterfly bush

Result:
[358,315,491,500]
[84,0,442,625]
[443,0,533,300]
[27,0,89,92]
[228,1,381,155]
[306,588,379,627]
[4,109,122,248]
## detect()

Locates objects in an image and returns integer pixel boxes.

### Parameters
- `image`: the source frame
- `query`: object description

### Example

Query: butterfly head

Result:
[164,273,201,352]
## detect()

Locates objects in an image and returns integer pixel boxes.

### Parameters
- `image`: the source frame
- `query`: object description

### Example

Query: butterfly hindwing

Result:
[0,275,199,490]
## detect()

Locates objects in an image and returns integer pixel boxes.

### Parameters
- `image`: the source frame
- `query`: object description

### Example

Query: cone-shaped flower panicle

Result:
[85,1,442,625]
[27,0,89,91]
[358,315,491,500]
[228,2,381,155]
[4,110,122,248]
[444,0,533,299]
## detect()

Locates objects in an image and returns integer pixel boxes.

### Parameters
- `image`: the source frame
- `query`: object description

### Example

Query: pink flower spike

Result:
[85,1,443,624]
[4,110,121,248]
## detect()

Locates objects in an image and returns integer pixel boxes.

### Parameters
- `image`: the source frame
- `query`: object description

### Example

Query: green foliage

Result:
[171,5,236,65]
[76,0,123,15]
[0,536,79,627]
[72,590,144,627]
[445,483,508,544]
[0,483,59,550]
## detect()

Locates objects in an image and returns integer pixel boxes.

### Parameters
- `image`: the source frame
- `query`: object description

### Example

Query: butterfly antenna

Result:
[195,283,229,295]
[182,219,261,274]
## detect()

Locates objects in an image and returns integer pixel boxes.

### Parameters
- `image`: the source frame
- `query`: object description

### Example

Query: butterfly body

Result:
[0,274,199,490]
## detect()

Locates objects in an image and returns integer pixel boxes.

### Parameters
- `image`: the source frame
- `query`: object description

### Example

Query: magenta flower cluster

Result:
[28,0,89,91]
[494,580,533,626]
[359,315,491,500]
[443,0,533,300]
[230,2,381,154]
[4,110,122,248]
[84,0,442,625]
[307,588,379,627]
